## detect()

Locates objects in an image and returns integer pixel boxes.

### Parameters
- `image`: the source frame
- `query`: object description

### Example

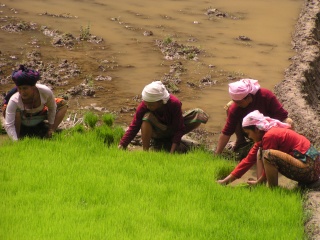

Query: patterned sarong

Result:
[183,108,209,125]
[142,108,209,139]
[141,108,208,153]
[262,149,320,184]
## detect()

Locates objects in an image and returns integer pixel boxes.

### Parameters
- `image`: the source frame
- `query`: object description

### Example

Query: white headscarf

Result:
[242,110,290,131]
[141,81,170,104]
[229,79,261,100]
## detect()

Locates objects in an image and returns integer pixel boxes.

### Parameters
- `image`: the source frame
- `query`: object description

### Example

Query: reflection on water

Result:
[1,0,302,133]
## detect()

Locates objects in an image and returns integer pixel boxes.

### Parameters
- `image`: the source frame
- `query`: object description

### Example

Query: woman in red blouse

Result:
[217,110,320,188]
[118,81,208,153]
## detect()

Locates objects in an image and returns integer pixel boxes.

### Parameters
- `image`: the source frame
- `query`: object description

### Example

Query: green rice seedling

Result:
[163,36,172,45]
[102,113,115,127]
[85,75,94,87]
[112,126,125,143]
[0,135,306,239]
[80,23,91,40]
[95,125,114,146]
[83,111,99,129]
[54,124,86,140]
[212,160,236,180]
[70,124,86,133]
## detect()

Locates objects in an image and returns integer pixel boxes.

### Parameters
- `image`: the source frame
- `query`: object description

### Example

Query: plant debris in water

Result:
[155,39,201,60]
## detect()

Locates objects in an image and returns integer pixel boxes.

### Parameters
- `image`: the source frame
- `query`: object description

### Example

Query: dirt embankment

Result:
[278,1,320,239]
[274,0,320,146]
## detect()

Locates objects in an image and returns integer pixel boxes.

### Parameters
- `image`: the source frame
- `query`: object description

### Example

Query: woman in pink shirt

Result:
[217,110,320,188]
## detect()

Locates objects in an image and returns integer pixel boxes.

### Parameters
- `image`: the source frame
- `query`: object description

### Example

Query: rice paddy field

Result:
[0,125,306,239]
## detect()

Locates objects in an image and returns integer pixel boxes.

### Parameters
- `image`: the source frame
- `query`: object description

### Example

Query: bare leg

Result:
[256,150,264,179]
[263,158,279,187]
[52,106,67,131]
[141,121,153,151]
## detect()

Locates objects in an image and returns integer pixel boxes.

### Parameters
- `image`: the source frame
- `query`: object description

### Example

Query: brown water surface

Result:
[1,0,302,134]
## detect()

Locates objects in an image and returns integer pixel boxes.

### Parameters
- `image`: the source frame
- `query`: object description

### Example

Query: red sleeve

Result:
[221,103,238,136]
[231,142,260,178]
[119,103,147,147]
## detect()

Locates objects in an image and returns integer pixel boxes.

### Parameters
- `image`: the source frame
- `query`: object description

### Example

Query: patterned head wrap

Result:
[229,78,260,101]
[242,110,290,131]
[142,81,170,104]
[12,65,40,86]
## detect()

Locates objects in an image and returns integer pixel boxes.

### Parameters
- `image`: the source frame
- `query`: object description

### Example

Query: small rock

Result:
[236,36,251,41]
[143,30,153,36]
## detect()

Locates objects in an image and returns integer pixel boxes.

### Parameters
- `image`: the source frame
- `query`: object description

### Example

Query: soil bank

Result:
[274,0,320,238]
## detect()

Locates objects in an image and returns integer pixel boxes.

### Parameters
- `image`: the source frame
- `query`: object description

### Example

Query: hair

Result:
[242,125,256,131]
[243,94,251,100]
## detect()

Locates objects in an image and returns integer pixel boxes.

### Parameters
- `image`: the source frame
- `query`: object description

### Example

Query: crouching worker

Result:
[3,65,68,141]
[217,110,320,189]
[215,78,293,159]
[118,81,209,153]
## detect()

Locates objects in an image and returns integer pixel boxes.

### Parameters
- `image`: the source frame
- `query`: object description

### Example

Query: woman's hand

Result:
[217,179,229,185]
[217,174,237,186]
[247,178,259,185]
[118,144,125,150]
[247,176,266,186]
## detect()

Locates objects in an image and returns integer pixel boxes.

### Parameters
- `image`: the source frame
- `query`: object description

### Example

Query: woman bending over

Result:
[217,110,320,188]
[118,81,208,153]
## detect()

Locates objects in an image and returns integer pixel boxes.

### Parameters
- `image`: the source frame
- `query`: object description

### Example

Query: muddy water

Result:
[1,0,302,135]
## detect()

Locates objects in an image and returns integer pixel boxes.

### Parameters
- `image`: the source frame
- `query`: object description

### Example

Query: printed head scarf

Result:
[142,81,170,104]
[229,78,260,101]
[242,110,290,131]
[12,65,40,86]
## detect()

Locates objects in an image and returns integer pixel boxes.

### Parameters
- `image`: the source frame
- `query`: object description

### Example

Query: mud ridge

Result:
[276,1,320,239]
[274,0,320,146]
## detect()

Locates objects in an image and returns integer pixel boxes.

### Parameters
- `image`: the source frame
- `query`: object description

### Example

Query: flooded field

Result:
[0,0,303,136]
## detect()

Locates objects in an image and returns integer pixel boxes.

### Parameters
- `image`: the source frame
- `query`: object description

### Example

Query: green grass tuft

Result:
[83,111,99,129]
[102,113,115,127]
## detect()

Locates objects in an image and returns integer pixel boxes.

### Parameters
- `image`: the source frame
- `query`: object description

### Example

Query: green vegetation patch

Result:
[0,131,305,239]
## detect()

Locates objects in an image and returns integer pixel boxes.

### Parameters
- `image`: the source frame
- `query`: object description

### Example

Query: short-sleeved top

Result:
[222,88,288,136]
[119,95,185,148]
[231,127,311,178]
